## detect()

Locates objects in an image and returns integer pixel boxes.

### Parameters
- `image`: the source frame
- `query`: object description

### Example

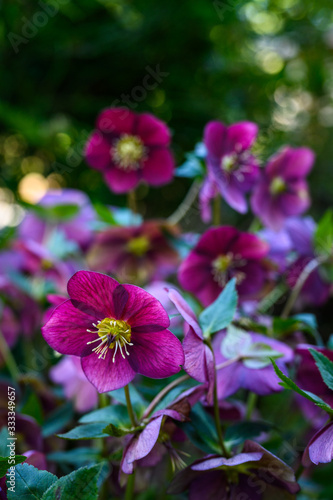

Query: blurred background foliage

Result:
[1,0,333,222]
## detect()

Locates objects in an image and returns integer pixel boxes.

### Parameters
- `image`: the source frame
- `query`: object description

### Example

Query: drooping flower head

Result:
[202,121,259,215]
[251,146,315,231]
[42,271,184,392]
[85,108,175,193]
[87,221,179,284]
[169,440,300,499]
[213,327,294,399]
[178,226,269,306]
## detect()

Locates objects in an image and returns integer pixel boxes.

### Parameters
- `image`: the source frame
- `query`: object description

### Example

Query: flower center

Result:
[212,253,246,287]
[112,134,146,171]
[86,318,132,362]
[221,153,238,173]
[270,176,286,196]
[127,235,150,257]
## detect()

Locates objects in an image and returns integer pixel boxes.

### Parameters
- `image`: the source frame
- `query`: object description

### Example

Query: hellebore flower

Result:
[213,326,294,399]
[251,146,315,231]
[295,345,333,426]
[169,440,300,499]
[178,226,269,306]
[87,221,179,284]
[285,217,330,307]
[203,120,259,214]
[168,288,215,403]
[121,386,204,474]
[42,271,184,392]
[303,422,333,466]
[50,355,98,412]
[85,108,174,193]
[18,189,96,250]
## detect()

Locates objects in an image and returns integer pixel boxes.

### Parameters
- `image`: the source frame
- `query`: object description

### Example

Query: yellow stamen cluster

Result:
[112,134,146,171]
[127,235,150,257]
[87,318,132,362]
[270,176,286,196]
[221,153,238,173]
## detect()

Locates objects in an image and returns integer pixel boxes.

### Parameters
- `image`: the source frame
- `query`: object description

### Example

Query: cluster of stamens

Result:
[112,134,147,171]
[87,318,133,362]
[212,253,246,287]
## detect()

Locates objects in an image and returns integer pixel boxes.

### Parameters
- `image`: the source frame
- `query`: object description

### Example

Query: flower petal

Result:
[67,271,129,318]
[81,352,135,392]
[168,288,202,338]
[104,167,140,194]
[121,284,170,329]
[128,329,184,378]
[142,148,174,186]
[204,121,228,158]
[42,299,101,356]
[226,122,258,152]
[136,113,171,146]
[85,131,112,171]
[96,107,136,135]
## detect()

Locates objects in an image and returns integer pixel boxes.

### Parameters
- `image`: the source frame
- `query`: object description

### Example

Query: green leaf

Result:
[109,384,147,416]
[103,423,137,437]
[79,404,130,426]
[0,455,26,478]
[271,359,333,415]
[57,423,109,440]
[7,463,57,500]
[225,421,273,447]
[93,203,117,225]
[314,209,333,257]
[41,464,104,500]
[42,402,74,437]
[179,405,220,454]
[309,348,333,391]
[0,428,10,456]
[21,202,80,221]
[47,448,100,467]
[175,153,205,178]
[199,278,238,337]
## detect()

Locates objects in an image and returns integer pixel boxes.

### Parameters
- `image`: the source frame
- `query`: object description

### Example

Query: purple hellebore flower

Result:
[251,146,315,231]
[203,120,259,214]
[178,226,269,306]
[42,271,184,393]
[168,288,215,403]
[258,226,293,272]
[121,386,204,474]
[169,440,300,499]
[303,422,333,466]
[295,345,333,426]
[145,282,183,331]
[23,451,48,470]
[85,108,174,193]
[50,355,98,412]
[87,221,179,285]
[285,217,330,307]
[213,328,294,399]
[19,189,96,250]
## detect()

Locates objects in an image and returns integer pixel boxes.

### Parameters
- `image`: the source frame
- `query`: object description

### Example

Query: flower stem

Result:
[99,392,109,408]
[213,195,221,226]
[125,470,135,500]
[281,256,327,319]
[0,329,20,380]
[127,190,137,215]
[246,392,257,420]
[124,385,137,427]
[295,463,304,481]
[167,180,201,225]
[142,374,190,419]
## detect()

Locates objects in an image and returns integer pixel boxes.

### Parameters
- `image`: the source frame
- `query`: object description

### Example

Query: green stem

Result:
[295,463,304,481]
[213,195,221,226]
[246,392,257,420]
[167,180,201,225]
[0,329,20,380]
[142,374,190,419]
[124,385,137,427]
[125,470,135,500]
[99,392,109,408]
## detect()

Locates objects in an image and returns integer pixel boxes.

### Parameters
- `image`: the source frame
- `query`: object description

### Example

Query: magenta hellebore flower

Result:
[178,226,269,306]
[42,271,184,392]
[251,146,315,231]
[87,221,179,284]
[202,120,259,214]
[85,108,175,193]
[213,328,294,399]
[169,440,300,499]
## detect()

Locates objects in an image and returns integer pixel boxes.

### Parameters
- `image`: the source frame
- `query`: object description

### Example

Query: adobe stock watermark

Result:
[7,0,70,54]
[52,64,169,176]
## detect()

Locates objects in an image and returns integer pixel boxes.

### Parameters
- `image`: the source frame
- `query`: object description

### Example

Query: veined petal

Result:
[226,122,258,153]
[96,107,136,135]
[204,121,228,158]
[168,288,202,338]
[81,352,135,393]
[142,148,174,186]
[104,167,140,194]
[129,329,184,378]
[136,113,171,146]
[85,132,112,171]
[121,284,170,329]
[42,299,101,356]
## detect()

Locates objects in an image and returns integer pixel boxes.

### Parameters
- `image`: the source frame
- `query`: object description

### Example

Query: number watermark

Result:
[7,386,16,493]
